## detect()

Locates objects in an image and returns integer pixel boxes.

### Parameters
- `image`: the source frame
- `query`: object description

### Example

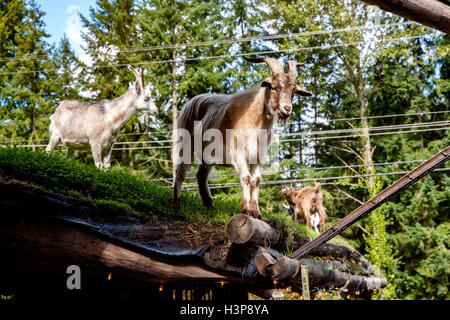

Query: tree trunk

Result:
[171,49,178,171]
[359,92,375,191]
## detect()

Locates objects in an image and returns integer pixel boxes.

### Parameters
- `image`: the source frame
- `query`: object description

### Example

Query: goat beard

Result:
[275,112,288,127]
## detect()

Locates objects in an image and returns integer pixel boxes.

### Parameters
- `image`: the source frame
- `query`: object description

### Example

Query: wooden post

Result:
[301,265,310,300]
[226,214,281,245]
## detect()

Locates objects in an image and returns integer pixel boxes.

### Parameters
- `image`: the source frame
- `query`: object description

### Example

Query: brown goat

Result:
[281,184,327,232]
[173,57,312,219]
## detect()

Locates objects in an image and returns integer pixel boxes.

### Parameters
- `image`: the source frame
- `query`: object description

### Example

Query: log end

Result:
[226,214,255,244]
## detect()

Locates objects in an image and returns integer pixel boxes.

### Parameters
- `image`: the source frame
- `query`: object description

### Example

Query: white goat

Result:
[46,66,158,168]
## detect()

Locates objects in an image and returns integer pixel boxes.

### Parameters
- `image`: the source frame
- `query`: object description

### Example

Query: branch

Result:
[335,187,364,205]
[360,0,450,34]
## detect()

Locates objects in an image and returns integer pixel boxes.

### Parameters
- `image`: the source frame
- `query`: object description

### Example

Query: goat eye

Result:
[144,97,150,102]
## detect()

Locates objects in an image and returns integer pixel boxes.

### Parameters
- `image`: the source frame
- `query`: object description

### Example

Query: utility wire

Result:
[149,159,428,182]
[114,110,450,137]
[0,34,433,76]
[118,21,418,53]
[5,125,446,150]
[180,167,450,191]
[0,21,417,63]
[3,119,446,145]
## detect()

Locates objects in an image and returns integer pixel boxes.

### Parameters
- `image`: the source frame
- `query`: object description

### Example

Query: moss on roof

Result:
[0,148,352,252]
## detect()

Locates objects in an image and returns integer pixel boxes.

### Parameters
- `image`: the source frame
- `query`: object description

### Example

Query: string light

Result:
[107,273,112,281]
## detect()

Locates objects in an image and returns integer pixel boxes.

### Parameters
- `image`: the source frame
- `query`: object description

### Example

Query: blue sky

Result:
[35,1,98,55]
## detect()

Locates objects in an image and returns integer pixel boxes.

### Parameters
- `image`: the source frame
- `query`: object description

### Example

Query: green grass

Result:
[0,148,239,225]
[0,147,352,249]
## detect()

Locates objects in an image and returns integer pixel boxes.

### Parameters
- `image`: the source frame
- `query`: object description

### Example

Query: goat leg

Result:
[91,143,103,169]
[249,164,262,219]
[66,148,74,161]
[173,163,190,209]
[196,165,213,208]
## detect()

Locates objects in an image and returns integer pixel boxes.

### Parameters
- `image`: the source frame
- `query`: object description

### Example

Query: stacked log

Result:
[221,213,387,294]
[225,214,281,245]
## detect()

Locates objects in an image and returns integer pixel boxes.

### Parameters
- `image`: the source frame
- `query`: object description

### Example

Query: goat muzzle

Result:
[279,105,292,119]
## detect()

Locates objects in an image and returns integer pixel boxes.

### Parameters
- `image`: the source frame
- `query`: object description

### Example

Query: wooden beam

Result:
[0,213,257,284]
[361,0,450,33]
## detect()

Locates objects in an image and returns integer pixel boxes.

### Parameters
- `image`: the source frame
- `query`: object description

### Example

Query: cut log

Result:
[361,0,450,34]
[226,214,281,245]
[203,243,244,274]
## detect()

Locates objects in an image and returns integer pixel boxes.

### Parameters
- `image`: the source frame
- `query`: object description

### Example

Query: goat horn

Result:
[141,68,146,88]
[288,60,305,77]
[128,65,142,86]
[243,56,284,74]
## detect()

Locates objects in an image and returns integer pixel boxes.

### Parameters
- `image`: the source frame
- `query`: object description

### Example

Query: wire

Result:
[118,21,418,53]
[0,21,417,63]
[96,35,432,69]
[280,126,450,142]
[110,125,450,149]
[0,34,434,75]
[149,159,428,182]
[5,125,446,150]
[180,167,450,190]
[281,120,450,137]
[114,110,450,138]
[325,110,450,123]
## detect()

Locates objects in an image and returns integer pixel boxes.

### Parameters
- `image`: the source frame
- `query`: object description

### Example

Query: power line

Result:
[325,110,450,123]
[282,120,450,138]
[280,126,450,142]
[0,34,433,76]
[111,125,450,149]
[180,167,450,190]
[2,118,447,145]
[149,159,428,182]
[114,110,450,138]
[2,124,447,151]
[96,34,432,70]
[0,21,416,64]
[119,21,418,53]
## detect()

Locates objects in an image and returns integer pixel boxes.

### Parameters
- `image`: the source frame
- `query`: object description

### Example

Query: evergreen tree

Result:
[0,0,58,145]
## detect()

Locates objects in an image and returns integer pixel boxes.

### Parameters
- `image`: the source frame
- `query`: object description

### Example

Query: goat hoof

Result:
[242,209,252,217]
[242,209,262,219]
[203,198,214,208]
[251,211,262,219]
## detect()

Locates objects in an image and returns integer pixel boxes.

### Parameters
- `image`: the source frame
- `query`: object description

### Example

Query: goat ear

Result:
[295,85,312,96]
[135,80,142,95]
[261,77,272,89]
